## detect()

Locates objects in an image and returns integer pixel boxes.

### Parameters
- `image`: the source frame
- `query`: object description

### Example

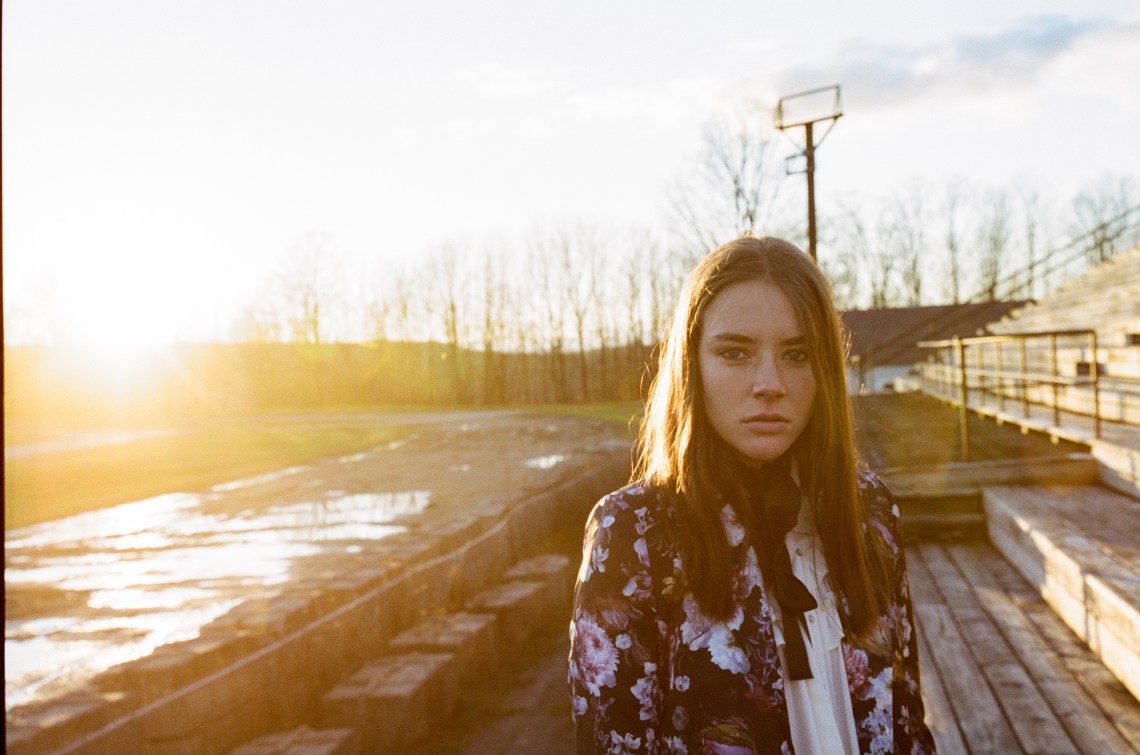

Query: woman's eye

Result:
[785,350,809,363]
[720,349,748,361]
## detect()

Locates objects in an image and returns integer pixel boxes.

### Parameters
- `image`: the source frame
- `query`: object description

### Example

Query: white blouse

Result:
[765,500,860,755]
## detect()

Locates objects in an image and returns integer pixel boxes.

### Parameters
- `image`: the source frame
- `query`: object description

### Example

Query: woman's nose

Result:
[752,358,786,397]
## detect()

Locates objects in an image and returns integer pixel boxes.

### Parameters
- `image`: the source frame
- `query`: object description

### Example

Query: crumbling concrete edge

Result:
[50,452,630,755]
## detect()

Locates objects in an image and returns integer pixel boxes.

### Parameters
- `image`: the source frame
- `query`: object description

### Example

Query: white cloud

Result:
[779,14,1122,112]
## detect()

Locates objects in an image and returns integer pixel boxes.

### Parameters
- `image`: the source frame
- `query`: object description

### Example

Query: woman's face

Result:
[697,279,817,467]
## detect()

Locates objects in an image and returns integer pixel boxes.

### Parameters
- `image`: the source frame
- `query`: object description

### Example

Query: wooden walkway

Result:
[419,541,1140,754]
[911,540,1140,754]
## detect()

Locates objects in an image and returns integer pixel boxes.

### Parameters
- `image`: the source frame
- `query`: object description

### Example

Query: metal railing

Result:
[917,329,1101,461]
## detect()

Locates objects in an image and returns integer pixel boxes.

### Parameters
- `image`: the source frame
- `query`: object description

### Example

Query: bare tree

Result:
[649,245,685,343]
[943,182,966,305]
[509,251,541,403]
[833,200,898,309]
[976,190,1011,301]
[530,230,569,402]
[870,213,900,308]
[619,230,656,383]
[556,223,599,400]
[233,297,284,343]
[817,219,860,311]
[385,265,418,343]
[477,239,511,404]
[365,295,389,343]
[237,232,346,344]
[1017,185,1041,300]
[275,232,346,344]
[424,242,467,403]
[589,238,614,399]
[668,110,787,255]
[1072,174,1138,264]
[888,189,926,306]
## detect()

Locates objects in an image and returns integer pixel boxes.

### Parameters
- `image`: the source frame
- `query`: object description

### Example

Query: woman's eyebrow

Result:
[708,333,754,344]
[708,333,806,346]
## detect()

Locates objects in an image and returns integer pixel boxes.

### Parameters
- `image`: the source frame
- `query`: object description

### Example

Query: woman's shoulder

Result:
[580,481,678,580]
[584,480,678,543]
[856,467,903,554]
[592,479,673,520]
[855,467,895,510]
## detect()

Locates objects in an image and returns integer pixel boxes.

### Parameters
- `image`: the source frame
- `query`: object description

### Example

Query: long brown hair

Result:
[634,236,890,638]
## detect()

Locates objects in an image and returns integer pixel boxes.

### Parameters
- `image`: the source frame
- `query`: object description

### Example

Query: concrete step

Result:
[503,552,574,609]
[320,651,459,752]
[1093,438,1140,498]
[387,610,498,685]
[465,579,553,647]
[880,454,1099,541]
[227,554,574,754]
[984,484,1140,701]
[231,725,358,754]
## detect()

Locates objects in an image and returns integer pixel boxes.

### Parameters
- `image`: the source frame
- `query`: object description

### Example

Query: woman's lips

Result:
[742,414,790,433]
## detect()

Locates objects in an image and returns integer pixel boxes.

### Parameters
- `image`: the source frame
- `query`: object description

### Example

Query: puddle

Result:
[5,488,431,711]
[209,466,309,493]
[5,601,241,710]
[5,494,200,550]
[523,454,566,470]
[337,452,370,463]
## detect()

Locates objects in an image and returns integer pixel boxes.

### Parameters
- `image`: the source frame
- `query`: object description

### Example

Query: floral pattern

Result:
[568,473,935,754]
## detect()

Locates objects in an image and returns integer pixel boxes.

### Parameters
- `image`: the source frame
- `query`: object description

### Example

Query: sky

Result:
[4,0,1139,346]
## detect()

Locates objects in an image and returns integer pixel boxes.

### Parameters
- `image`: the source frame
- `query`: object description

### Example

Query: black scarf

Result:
[745,452,817,680]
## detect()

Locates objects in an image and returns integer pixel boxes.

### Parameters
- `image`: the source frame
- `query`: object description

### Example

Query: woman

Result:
[568,236,935,754]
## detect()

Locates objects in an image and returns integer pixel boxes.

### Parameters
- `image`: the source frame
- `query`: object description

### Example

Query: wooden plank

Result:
[919,542,1078,754]
[987,545,1140,752]
[948,541,1136,754]
[908,548,1023,753]
[907,544,969,753]
[902,549,966,755]
[912,609,969,755]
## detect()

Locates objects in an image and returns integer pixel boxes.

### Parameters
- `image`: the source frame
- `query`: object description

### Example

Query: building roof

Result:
[841,300,1029,367]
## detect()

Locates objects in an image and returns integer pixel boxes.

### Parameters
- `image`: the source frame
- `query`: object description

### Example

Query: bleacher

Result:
[907,245,1140,741]
[988,247,1140,348]
[986,246,1140,428]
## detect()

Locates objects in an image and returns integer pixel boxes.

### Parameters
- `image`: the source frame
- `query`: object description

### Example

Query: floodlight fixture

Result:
[774,84,843,261]
[775,85,843,133]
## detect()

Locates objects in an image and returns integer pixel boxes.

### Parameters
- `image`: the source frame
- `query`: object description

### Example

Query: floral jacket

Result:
[567,471,935,754]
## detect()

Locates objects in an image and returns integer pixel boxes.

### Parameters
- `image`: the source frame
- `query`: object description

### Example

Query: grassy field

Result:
[4,402,645,530]
[5,413,408,529]
[527,400,644,437]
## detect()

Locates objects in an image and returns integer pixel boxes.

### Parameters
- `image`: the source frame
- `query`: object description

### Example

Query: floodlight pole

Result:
[775,85,842,262]
[805,121,817,262]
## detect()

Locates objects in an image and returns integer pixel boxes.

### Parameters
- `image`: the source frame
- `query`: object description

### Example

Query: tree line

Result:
[231,111,1140,407]
[7,120,1138,415]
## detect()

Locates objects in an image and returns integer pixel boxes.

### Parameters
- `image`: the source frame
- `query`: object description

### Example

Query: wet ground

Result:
[4,411,630,718]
